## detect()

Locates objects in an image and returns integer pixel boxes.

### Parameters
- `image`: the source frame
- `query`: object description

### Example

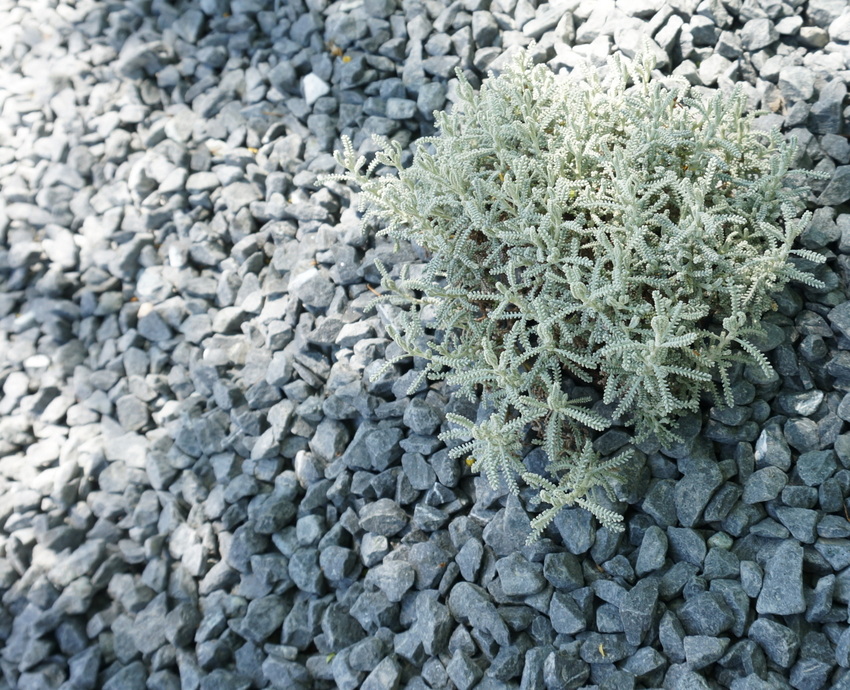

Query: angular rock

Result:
[448,582,510,646]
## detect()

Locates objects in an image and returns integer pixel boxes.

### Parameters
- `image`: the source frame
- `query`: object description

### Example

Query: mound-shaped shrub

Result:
[323,49,826,537]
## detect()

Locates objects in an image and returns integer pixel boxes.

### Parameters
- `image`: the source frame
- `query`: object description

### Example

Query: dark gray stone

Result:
[552,506,595,555]
[348,636,386,673]
[455,537,483,583]
[774,506,818,543]
[262,653,311,690]
[445,649,482,690]
[743,466,788,503]
[543,649,589,689]
[201,670,252,690]
[836,626,850,668]
[319,546,357,582]
[103,661,147,690]
[403,397,443,435]
[666,527,706,567]
[322,602,366,651]
[495,552,546,596]
[703,547,739,580]
[797,450,838,486]
[757,540,805,615]
[249,492,297,534]
[710,579,750,638]
[482,494,533,556]
[810,79,847,135]
[542,551,584,591]
[130,592,169,655]
[549,590,587,635]
[237,595,288,644]
[579,632,632,663]
[824,134,850,164]
[520,645,550,689]
[754,420,792,470]
[288,548,325,594]
[165,602,202,648]
[684,635,730,670]
[748,618,799,668]
[137,311,173,342]
[674,457,724,527]
[359,498,408,536]
[818,515,850,539]
[635,525,668,576]
[148,670,181,690]
[620,578,659,646]
[343,423,404,472]
[407,539,454,590]
[413,591,453,656]
[642,479,678,527]
[412,504,448,531]
[659,609,686,663]
[417,82,447,119]
[677,591,735,636]
[820,166,850,206]
[365,560,415,602]
[226,525,269,573]
[448,582,510,646]
[361,656,402,690]
[778,66,815,103]
[401,452,437,491]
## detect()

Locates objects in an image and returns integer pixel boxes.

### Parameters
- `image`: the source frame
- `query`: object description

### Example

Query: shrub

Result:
[322,49,826,539]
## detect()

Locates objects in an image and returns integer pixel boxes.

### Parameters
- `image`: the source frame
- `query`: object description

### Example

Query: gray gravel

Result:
[1,0,850,688]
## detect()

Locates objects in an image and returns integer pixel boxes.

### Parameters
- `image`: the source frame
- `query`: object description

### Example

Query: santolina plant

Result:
[322,49,826,538]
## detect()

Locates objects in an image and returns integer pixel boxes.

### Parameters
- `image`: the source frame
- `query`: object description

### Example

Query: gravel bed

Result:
[1,0,850,688]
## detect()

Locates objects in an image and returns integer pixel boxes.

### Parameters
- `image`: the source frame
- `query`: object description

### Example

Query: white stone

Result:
[574,0,619,44]
[830,11,850,42]
[572,34,612,68]
[698,53,735,87]
[302,73,330,107]
[775,16,803,35]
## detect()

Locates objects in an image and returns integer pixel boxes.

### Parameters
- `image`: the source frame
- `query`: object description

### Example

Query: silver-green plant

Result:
[322,49,826,539]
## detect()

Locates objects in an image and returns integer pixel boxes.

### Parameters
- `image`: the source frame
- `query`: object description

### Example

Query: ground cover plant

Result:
[323,48,827,539]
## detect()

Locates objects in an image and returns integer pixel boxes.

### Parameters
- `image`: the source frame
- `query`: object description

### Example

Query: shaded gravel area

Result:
[2,0,850,688]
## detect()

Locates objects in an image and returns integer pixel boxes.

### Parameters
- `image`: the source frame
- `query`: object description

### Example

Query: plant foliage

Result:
[322,48,826,538]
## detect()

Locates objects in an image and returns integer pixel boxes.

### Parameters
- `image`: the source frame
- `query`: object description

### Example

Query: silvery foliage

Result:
[322,48,826,538]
